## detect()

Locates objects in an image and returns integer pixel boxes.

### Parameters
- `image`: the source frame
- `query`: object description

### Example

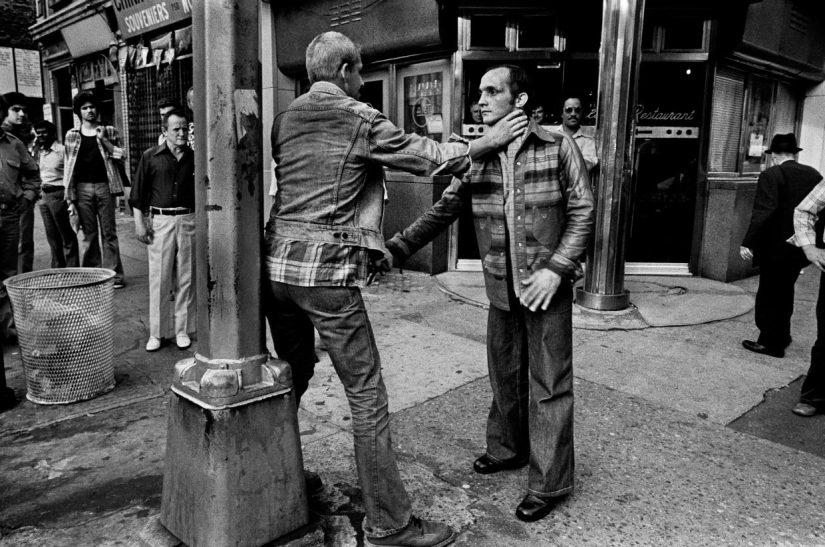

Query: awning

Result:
[61,14,116,59]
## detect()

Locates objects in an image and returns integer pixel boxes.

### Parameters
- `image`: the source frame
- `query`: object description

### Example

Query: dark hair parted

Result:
[2,92,27,108]
[33,120,57,135]
[72,91,100,116]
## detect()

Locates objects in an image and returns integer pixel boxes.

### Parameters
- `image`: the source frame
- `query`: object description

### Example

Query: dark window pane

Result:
[470,14,507,48]
[642,21,656,50]
[360,81,384,113]
[518,15,556,49]
[565,15,602,52]
[664,18,705,50]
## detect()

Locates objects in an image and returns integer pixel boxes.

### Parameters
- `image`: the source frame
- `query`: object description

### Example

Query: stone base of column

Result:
[576,288,630,311]
[139,516,324,547]
[158,390,309,547]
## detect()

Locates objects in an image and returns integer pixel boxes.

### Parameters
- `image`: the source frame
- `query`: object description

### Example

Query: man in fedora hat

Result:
[741,133,823,358]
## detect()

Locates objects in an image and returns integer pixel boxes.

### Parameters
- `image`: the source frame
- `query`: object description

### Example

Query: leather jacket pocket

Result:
[531,205,560,247]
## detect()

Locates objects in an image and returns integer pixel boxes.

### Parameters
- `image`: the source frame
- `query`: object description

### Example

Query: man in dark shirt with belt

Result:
[129,109,196,352]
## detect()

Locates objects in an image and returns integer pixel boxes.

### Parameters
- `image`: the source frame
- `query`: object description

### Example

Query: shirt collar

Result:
[154,142,193,158]
[310,81,348,97]
[553,124,584,139]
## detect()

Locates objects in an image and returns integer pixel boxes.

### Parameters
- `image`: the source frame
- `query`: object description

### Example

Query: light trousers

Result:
[147,213,196,339]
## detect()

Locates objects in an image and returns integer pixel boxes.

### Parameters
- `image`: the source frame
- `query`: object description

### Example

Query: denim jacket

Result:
[267,82,471,258]
[387,122,594,311]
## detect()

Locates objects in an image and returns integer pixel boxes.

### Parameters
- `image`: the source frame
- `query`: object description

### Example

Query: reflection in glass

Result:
[404,73,443,142]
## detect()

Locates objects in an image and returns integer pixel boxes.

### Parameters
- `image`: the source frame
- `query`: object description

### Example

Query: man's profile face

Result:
[532,105,545,124]
[562,98,582,131]
[164,115,189,147]
[5,104,27,126]
[478,67,516,126]
[343,61,364,100]
[470,103,482,123]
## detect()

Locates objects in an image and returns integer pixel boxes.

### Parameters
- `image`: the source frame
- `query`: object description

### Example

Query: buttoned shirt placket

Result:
[498,134,528,300]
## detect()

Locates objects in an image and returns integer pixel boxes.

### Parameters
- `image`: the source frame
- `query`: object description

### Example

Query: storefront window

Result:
[518,14,556,49]
[742,76,774,174]
[470,14,507,49]
[397,61,451,144]
[663,18,705,50]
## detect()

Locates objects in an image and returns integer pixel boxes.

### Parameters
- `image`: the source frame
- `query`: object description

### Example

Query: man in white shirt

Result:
[33,120,78,268]
[554,96,598,173]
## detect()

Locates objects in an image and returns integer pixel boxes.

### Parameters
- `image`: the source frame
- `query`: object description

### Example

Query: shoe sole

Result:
[364,530,456,547]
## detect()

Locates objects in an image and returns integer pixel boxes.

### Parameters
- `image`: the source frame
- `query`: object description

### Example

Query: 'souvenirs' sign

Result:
[113,0,192,39]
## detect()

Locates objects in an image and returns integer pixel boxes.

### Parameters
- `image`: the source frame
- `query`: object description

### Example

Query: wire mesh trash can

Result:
[4,268,116,404]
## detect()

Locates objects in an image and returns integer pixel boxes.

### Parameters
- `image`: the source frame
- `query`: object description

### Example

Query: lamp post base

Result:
[576,288,630,311]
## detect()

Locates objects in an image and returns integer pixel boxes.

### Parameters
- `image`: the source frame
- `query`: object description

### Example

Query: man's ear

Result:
[339,62,351,81]
[515,93,528,109]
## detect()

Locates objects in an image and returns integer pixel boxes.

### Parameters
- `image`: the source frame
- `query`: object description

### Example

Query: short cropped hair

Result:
[485,64,532,109]
[157,97,181,111]
[162,108,188,127]
[33,120,57,136]
[2,92,27,108]
[305,31,361,84]
[72,91,100,116]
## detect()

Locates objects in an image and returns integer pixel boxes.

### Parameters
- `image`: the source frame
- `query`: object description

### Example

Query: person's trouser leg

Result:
[40,189,78,268]
[801,270,825,408]
[0,208,20,339]
[524,283,575,498]
[76,183,103,268]
[486,303,530,465]
[17,204,34,274]
[269,282,412,538]
[265,281,317,407]
[755,260,800,349]
[173,213,196,335]
[95,185,125,284]
[147,214,176,340]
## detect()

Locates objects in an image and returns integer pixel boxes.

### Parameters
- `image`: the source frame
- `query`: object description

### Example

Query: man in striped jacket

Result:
[387,65,594,523]
[63,91,127,288]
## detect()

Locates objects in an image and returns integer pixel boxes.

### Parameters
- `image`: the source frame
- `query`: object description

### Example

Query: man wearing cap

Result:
[741,133,823,358]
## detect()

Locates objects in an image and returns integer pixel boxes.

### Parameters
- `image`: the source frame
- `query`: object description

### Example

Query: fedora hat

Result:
[768,133,802,154]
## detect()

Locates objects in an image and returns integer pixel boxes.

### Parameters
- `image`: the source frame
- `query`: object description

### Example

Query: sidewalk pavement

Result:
[2,212,825,546]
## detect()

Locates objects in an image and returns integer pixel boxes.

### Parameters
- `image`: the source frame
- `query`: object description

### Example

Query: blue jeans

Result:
[266,281,412,538]
[0,208,19,338]
[75,183,124,283]
[486,280,575,498]
[39,188,79,268]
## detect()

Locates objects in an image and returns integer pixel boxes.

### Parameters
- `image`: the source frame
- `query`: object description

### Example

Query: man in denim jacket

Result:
[386,65,594,523]
[264,32,527,547]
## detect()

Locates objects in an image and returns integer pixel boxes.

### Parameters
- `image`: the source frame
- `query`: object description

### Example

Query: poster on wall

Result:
[0,47,15,95]
[14,49,43,98]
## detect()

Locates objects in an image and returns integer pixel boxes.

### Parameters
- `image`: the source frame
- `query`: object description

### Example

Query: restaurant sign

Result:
[113,0,192,39]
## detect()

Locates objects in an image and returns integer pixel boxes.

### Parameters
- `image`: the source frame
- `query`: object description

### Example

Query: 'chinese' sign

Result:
[113,0,192,39]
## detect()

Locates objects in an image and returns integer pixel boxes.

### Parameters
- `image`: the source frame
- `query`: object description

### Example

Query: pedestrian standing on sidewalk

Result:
[386,65,594,523]
[265,32,526,547]
[789,172,825,417]
[156,98,182,146]
[0,95,40,340]
[129,109,195,352]
[740,134,822,358]
[63,91,127,289]
[32,120,78,268]
[2,92,36,274]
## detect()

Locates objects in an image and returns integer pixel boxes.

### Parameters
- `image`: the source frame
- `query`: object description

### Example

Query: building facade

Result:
[265,0,825,283]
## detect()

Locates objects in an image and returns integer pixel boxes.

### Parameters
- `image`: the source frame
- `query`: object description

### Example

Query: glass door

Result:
[396,60,452,144]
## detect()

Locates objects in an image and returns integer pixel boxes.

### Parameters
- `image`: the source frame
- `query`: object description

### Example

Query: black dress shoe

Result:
[473,454,528,475]
[742,340,784,358]
[515,494,560,522]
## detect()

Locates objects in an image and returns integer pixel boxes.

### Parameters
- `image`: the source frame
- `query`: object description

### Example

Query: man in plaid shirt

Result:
[790,175,825,417]
[387,65,594,523]
[265,32,527,547]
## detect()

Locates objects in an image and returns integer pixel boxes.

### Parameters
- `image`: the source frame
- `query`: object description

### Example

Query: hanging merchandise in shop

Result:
[113,0,193,40]
[123,27,191,73]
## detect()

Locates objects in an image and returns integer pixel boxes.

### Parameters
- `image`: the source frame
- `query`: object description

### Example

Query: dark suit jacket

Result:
[742,160,823,265]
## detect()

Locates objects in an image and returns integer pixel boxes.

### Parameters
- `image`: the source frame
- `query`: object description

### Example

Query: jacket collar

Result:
[310,81,347,97]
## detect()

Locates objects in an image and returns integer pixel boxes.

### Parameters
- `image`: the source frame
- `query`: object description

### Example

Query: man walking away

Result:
[788,170,825,417]
[741,134,823,358]
[129,109,196,352]
[32,120,78,269]
[0,95,40,340]
[63,91,127,289]
[387,65,594,523]
[2,92,36,274]
[265,32,527,547]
